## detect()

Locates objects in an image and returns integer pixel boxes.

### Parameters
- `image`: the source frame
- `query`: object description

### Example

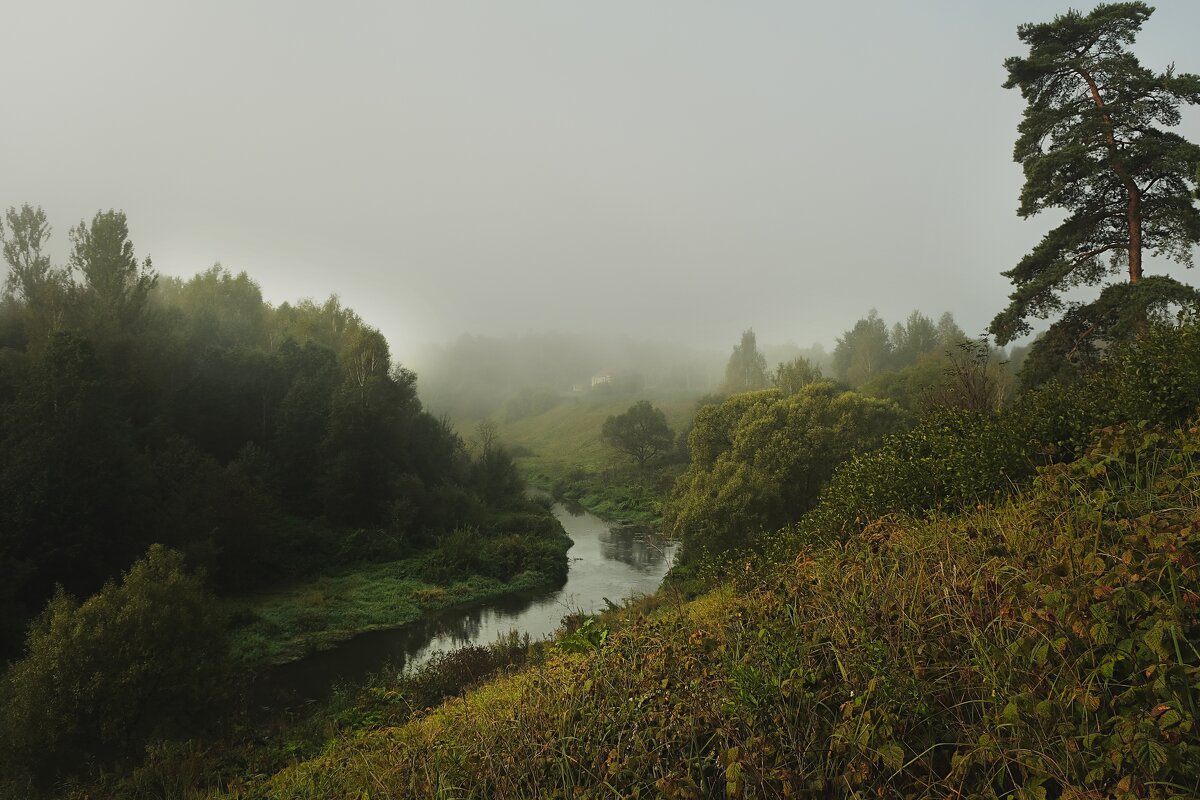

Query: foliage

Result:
[918,338,1011,413]
[0,205,54,301]
[832,308,891,385]
[720,329,769,394]
[1016,277,1200,386]
[833,309,970,388]
[556,616,610,654]
[990,2,1200,373]
[228,516,569,666]
[0,205,67,350]
[889,310,941,365]
[859,352,949,413]
[600,399,675,469]
[663,382,906,559]
[0,545,228,788]
[808,320,1200,540]
[69,210,157,333]
[540,468,670,525]
[227,424,1200,799]
[430,524,570,586]
[0,206,557,661]
[770,355,822,395]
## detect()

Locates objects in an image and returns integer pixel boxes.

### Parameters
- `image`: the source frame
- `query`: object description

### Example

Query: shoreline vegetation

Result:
[494,397,699,526]
[526,471,665,526]
[226,552,568,667]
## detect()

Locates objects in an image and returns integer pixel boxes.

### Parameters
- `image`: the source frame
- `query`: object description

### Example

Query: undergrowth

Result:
[530,468,670,525]
[228,521,571,666]
[213,423,1200,798]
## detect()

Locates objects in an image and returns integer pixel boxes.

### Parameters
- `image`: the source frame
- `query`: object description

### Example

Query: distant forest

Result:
[411,332,825,421]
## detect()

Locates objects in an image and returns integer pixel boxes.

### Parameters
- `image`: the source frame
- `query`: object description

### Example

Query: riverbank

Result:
[227,557,565,666]
[224,498,573,667]
[525,470,668,525]
[51,497,679,799]
[495,396,696,525]
[242,499,676,681]
[197,424,1200,799]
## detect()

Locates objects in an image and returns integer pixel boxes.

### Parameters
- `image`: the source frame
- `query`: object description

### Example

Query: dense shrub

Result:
[0,545,228,788]
[430,520,571,585]
[663,382,906,558]
[805,322,1200,541]
[547,470,666,523]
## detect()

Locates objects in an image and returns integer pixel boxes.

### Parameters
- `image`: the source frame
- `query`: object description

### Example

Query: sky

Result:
[2,0,1199,363]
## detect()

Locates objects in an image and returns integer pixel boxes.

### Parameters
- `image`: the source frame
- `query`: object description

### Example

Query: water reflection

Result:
[561,498,587,517]
[255,502,676,711]
[599,524,671,572]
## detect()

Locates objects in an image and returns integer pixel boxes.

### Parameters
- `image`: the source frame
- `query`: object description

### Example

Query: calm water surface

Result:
[256,501,676,710]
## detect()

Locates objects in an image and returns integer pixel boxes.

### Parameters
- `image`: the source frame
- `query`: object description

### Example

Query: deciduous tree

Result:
[721,329,769,394]
[69,210,156,330]
[772,356,823,395]
[600,400,674,469]
[832,310,892,386]
[1,205,67,346]
[890,311,939,368]
[664,383,904,559]
[0,545,228,784]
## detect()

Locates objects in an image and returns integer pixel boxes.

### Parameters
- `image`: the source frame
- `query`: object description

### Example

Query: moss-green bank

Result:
[497,396,696,524]
[226,560,557,666]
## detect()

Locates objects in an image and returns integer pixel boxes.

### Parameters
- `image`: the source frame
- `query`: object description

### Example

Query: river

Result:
[254,500,676,711]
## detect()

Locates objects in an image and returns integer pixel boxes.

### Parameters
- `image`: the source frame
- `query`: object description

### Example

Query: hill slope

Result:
[229,424,1200,798]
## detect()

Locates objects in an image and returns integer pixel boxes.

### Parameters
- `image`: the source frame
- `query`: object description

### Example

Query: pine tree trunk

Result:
[1127,189,1143,283]
[1078,66,1144,284]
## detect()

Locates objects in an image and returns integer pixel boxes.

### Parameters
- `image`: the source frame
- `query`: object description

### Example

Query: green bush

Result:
[0,545,228,788]
[663,382,906,559]
[430,521,570,585]
[805,322,1200,541]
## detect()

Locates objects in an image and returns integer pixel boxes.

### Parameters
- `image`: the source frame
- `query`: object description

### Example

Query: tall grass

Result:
[228,424,1200,798]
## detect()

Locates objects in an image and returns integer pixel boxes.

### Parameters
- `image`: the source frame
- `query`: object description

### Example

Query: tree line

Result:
[0,206,532,661]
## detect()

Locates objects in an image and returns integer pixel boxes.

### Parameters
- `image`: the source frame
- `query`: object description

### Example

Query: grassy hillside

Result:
[207,423,1200,799]
[495,395,699,524]
[499,395,697,477]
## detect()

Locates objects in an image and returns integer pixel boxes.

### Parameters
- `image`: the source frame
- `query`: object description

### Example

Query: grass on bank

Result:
[219,423,1200,798]
[226,560,551,666]
[228,508,574,666]
[526,472,669,525]
[498,395,696,476]
[496,396,697,524]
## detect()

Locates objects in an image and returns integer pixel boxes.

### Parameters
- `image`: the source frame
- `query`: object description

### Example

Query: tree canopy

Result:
[832,309,968,390]
[600,400,674,469]
[772,356,823,395]
[663,383,905,559]
[720,329,770,394]
[990,2,1200,377]
[0,205,546,661]
[0,545,227,783]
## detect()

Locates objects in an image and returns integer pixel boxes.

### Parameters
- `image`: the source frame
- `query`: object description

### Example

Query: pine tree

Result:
[990,3,1200,378]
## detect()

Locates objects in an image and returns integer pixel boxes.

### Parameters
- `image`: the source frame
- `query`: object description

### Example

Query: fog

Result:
[3,1,1199,364]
